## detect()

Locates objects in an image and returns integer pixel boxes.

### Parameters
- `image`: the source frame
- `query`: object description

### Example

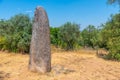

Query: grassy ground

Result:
[0,49,120,80]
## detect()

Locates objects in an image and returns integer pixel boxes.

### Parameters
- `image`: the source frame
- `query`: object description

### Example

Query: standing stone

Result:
[29,6,51,73]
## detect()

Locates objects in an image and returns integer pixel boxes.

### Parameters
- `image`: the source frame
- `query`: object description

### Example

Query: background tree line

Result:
[50,13,120,60]
[0,0,120,60]
[0,14,32,53]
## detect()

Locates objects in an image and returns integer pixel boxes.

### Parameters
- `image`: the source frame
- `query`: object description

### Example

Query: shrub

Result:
[59,22,80,50]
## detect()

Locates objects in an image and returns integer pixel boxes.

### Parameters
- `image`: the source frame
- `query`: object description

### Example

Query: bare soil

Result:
[0,49,120,80]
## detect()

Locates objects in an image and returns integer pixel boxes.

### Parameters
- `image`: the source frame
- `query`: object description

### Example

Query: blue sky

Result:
[0,0,119,29]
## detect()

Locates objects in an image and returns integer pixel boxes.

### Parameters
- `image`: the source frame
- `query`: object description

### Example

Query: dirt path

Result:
[0,50,120,80]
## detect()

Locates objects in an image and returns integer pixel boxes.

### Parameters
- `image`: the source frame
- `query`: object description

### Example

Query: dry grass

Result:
[0,49,120,80]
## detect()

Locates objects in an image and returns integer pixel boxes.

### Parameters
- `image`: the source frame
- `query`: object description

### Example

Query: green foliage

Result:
[102,14,120,60]
[59,22,80,50]
[50,22,81,50]
[0,12,120,61]
[81,25,99,48]
[50,27,60,47]
[0,14,32,53]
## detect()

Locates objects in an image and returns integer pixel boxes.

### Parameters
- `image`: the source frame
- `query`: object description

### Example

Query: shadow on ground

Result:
[45,65,76,77]
[0,71,5,80]
[0,71,10,80]
[96,53,107,58]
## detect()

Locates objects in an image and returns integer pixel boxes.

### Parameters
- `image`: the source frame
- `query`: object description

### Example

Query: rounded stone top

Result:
[34,6,49,24]
[36,6,44,10]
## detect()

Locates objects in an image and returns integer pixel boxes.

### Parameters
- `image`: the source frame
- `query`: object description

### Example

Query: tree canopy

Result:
[0,14,32,53]
[108,0,120,5]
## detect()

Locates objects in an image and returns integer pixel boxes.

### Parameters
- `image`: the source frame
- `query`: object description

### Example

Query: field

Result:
[0,49,120,80]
